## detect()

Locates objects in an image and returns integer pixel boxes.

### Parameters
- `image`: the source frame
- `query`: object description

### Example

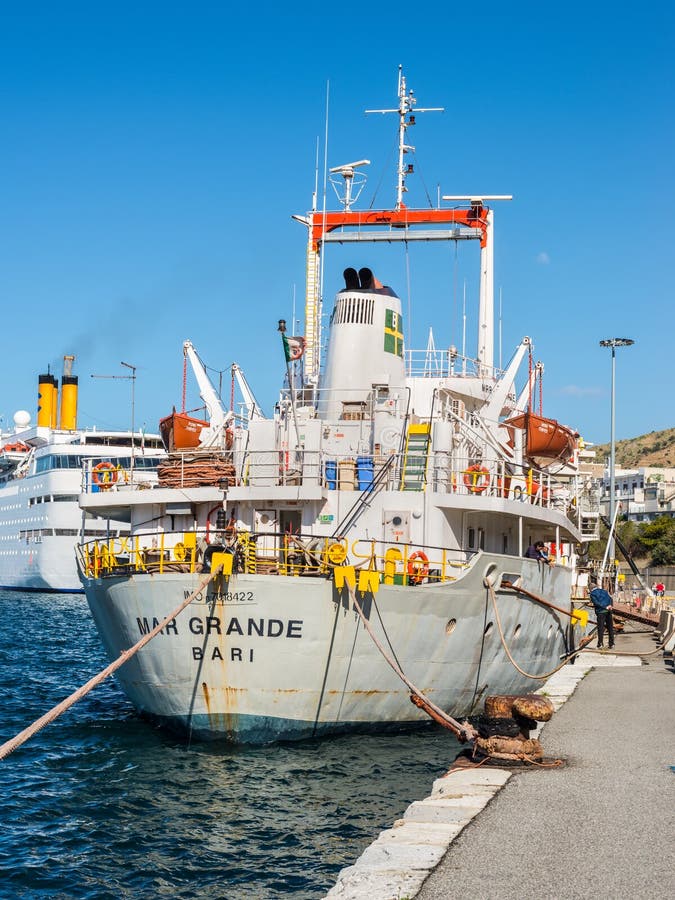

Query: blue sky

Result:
[1,2,673,445]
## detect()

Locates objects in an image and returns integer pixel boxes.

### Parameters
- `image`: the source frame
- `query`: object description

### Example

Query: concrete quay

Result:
[326,627,674,899]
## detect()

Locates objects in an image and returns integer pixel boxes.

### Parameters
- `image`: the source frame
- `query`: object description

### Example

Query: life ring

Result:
[327,542,347,565]
[92,461,118,487]
[407,550,429,584]
[463,465,490,494]
[173,542,186,561]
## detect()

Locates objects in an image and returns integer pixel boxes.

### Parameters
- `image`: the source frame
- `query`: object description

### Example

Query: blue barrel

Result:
[325,460,337,490]
[356,456,374,491]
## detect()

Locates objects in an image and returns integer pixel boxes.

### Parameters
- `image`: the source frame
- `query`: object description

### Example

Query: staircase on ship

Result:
[400,424,431,491]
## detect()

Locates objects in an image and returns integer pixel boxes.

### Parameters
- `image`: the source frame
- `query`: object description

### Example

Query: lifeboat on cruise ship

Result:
[1,442,30,454]
[0,441,31,471]
[504,412,578,463]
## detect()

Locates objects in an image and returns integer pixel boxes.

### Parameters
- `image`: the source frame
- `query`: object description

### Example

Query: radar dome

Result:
[13,410,31,429]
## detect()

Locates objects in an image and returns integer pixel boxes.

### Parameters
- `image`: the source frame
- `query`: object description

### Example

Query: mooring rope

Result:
[345,583,477,743]
[486,580,594,681]
[492,580,665,667]
[0,568,222,761]
[580,642,666,658]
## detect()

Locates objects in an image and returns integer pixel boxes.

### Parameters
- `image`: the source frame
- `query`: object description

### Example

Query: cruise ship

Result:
[0,357,164,592]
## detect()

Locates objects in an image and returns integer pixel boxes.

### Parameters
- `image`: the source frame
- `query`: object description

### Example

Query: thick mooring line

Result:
[0,569,221,761]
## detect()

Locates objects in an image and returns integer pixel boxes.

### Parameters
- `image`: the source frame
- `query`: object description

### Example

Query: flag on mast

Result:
[282,334,305,362]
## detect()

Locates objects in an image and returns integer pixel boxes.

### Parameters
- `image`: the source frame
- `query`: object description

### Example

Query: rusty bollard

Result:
[473,694,555,762]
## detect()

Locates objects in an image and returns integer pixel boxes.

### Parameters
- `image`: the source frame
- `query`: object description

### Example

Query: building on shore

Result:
[599,466,675,522]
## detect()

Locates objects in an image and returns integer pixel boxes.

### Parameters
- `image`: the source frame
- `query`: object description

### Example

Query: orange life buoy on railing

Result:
[463,465,490,494]
[92,461,118,488]
[407,550,429,585]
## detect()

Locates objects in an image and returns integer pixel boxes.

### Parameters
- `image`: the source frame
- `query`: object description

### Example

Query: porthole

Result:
[484,622,494,637]
[392,515,403,526]
[445,618,457,635]
[484,563,498,581]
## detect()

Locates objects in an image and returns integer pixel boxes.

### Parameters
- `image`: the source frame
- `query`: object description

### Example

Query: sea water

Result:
[0,591,461,899]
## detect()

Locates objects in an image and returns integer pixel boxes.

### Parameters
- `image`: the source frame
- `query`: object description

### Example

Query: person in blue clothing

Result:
[524,541,550,563]
[589,576,615,649]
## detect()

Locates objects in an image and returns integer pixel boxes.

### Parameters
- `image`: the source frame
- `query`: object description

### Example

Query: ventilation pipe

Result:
[59,355,78,430]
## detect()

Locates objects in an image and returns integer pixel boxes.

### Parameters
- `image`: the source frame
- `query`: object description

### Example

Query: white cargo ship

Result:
[77,70,599,741]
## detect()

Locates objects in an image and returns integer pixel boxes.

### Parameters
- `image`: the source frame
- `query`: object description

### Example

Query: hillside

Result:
[593,426,675,468]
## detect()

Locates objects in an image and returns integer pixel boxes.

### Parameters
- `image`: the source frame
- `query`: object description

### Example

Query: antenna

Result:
[91,361,137,477]
[462,280,467,375]
[328,159,370,211]
[366,65,443,210]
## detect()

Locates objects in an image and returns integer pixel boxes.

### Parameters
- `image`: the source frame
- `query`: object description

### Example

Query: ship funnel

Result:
[37,373,54,427]
[50,375,59,428]
[59,355,78,430]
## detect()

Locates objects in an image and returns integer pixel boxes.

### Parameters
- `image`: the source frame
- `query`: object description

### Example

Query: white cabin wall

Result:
[246,420,278,487]
[407,377,444,420]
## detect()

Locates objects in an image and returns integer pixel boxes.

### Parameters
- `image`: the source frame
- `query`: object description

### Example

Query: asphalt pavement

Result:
[417,627,675,900]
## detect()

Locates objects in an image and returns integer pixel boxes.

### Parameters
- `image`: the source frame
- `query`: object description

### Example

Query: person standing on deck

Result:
[589,576,615,649]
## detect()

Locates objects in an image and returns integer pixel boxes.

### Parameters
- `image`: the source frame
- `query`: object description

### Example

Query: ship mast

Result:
[365,64,443,211]
[295,68,512,388]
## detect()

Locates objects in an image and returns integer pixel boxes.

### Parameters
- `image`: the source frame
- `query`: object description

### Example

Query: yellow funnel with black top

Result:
[37,374,56,427]
[59,355,78,430]
[50,377,58,428]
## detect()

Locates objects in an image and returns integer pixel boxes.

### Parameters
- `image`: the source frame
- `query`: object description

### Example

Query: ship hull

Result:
[81,552,577,743]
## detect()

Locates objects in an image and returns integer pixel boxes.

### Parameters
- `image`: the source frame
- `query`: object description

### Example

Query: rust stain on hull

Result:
[201,682,244,735]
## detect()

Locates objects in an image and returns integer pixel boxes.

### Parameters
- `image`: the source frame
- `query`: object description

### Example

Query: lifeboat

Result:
[0,441,31,471]
[1,442,30,453]
[159,410,209,451]
[504,412,578,461]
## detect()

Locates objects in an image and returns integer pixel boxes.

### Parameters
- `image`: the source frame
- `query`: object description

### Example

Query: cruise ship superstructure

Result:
[0,357,164,592]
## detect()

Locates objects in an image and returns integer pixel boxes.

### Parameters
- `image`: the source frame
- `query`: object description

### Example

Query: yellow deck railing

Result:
[78,530,471,583]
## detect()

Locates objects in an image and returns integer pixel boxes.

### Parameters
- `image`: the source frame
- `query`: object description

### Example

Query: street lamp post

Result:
[599,338,634,576]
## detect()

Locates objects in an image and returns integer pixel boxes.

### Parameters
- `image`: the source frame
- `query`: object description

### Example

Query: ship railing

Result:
[243,447,579,511]
[77,532,202,578]
[349,539,473,583]
[428,454,577,511]
[277,386,408,420]
[404,348,503,379]
[76,529,474,584]
[77,444,580,513]
[80,456,161,494]
[242,448,322,488]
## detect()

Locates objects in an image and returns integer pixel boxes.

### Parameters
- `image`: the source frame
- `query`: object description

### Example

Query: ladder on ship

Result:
[400,423,432,491]
[303,238,320,385]
[580,512,600,541]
